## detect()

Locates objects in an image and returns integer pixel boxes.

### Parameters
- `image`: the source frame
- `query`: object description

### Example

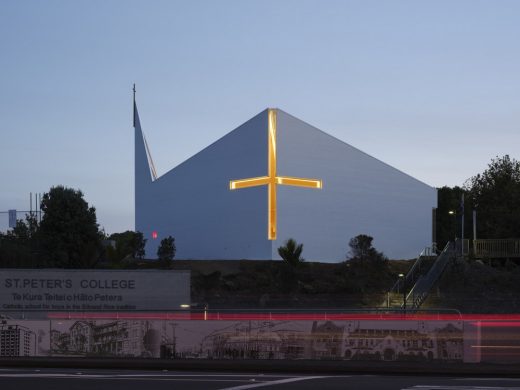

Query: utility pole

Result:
[473,209,477,256]
[432,207,437,252]
[461,193,465,254]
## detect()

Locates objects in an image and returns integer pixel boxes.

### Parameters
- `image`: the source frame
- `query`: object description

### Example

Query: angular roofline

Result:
[276,108,436,190]
[149,107,435,190]
[154,108,268,182]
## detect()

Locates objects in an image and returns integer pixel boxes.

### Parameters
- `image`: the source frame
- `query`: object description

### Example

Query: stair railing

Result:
[389,245,437,295]
[405,241,455,311]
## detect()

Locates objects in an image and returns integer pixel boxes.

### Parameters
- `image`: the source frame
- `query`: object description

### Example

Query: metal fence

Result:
[474,239,520,258]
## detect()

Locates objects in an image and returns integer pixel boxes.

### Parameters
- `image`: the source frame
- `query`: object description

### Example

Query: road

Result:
[1,368,520,389]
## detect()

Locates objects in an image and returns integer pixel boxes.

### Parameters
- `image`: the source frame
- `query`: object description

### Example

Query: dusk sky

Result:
[1,0,519,234]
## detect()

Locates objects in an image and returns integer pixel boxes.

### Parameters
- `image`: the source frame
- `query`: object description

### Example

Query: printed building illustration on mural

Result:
[51,320,170,358]
[200,321,311,360]
[135,103,437,261]
[0,324,37,356]
[342,321,464,362]
[311,321,345,360]
[4,319,468,361]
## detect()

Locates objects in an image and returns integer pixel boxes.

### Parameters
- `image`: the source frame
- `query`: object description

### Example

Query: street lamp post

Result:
[448,209,455,232]
[449,210,456,250]
[449,209,464,255]
[398,273,406,313]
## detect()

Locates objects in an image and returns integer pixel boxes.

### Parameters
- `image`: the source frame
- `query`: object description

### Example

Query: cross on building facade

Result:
[229,109,323,240]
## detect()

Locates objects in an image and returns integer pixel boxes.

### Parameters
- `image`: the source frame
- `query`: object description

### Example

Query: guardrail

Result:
[474,239,520,258]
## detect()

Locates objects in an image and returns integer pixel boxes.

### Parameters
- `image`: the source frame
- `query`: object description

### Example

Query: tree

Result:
[8,214,39,242]
[347,234,387,264]
[107,231,147,262]
[0,214,40,267]
[277,238,304,267]
[38,186,102,268]
[464,155,520,239]
[157,236,176,263]
[348,234,374,259]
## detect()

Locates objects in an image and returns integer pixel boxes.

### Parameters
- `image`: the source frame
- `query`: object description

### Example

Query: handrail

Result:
[405,242,454,311]
[389,246,437,294]
[405,247,430,279]
[419,247,437,257]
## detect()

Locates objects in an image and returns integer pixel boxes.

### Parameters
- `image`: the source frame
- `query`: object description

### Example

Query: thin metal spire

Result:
[133,83,158,181]
[133,83,136,127]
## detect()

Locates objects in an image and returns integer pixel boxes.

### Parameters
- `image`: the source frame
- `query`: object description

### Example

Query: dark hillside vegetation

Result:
[170,259,412,309]
[424,259,520,313]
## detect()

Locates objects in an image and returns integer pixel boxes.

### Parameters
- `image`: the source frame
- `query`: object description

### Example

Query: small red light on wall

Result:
[152,231,158,239]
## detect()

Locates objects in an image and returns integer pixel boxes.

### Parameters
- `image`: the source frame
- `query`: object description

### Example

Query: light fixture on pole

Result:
[398,273,406,313]
[448,210,456,244]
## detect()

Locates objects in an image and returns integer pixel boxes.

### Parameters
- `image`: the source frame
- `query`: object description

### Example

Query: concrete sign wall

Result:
[0,269,190,311]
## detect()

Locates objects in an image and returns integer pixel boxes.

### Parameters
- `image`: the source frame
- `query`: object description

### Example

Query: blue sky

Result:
[1,0,519,234]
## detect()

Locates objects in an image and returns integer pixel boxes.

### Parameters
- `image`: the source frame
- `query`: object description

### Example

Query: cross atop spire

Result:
[133,83,137,127]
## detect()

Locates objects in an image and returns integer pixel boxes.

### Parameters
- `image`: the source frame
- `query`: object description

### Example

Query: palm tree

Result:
[277,238,304,266]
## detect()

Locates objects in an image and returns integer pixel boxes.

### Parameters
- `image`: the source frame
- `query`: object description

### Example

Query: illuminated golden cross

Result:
[230,109,322,240]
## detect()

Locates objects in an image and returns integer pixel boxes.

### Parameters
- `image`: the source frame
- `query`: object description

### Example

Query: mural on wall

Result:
[50,320,164,357]
[0,320,50,357]
[341,320,464,362]
[0,319,468,362]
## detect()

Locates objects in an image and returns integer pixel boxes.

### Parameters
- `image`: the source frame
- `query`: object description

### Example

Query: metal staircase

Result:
[405,242,455,311]
[386,242,456,311]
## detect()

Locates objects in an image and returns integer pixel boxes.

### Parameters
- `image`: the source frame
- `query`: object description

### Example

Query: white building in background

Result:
[0,324,36,356]
[135,103,436,262]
